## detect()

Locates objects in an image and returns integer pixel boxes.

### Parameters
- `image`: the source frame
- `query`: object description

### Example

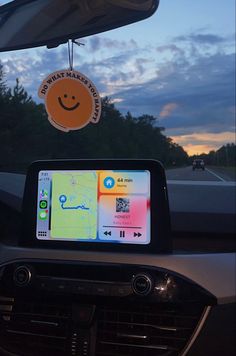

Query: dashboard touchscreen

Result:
[21,160,171,253]
[36,170,150,245]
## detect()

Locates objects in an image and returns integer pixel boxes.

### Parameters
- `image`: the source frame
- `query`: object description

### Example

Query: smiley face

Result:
[45,78,94,131]
[58,94,80,111]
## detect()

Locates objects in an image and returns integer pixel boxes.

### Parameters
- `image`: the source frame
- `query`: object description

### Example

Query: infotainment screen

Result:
[21,160,171,253]
[36,170,150,245]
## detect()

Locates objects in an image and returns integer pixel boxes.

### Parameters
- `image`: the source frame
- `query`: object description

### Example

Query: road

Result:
[166,166,235,182]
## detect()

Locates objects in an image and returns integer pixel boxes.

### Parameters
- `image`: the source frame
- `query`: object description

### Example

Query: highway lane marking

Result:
[205,168,226,182]
[167,180,236,186]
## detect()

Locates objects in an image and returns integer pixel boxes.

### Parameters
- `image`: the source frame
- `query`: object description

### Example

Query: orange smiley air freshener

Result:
[38,70,101,132]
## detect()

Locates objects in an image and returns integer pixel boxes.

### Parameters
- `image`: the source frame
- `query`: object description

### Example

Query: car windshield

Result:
[0,0,235,247]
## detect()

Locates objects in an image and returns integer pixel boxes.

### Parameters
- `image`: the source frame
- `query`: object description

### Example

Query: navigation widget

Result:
[99,171,149,194]
[50,172,98,239]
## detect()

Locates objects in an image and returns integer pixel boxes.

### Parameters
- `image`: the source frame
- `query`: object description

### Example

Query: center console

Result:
[0,160,216,356]
[0,260,215,356]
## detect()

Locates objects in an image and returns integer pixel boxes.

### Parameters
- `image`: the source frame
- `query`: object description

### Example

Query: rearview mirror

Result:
[0,0,159,52]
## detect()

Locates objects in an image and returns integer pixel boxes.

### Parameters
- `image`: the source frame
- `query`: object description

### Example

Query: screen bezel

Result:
[21,159,171,253]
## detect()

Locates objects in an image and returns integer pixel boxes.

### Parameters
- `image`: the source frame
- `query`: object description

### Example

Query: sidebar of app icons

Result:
[36,171,50,239]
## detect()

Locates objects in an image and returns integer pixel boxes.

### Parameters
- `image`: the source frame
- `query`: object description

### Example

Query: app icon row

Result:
[39,189,49,220]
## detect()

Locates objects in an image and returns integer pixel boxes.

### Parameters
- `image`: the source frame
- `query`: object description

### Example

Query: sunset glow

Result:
[171,132,236,156]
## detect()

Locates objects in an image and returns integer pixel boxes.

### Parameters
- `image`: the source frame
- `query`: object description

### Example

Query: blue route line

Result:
[61,203,89,211]
[59,194,89,211]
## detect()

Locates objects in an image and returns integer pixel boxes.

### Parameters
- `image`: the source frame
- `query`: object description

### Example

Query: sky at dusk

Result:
[0,0,235,155]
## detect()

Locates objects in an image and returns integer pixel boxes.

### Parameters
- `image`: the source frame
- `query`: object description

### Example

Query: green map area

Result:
[51,172,98,239]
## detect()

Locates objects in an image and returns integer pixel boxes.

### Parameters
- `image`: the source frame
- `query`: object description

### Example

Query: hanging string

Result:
[68,39,74,71]
[68,39,85,71]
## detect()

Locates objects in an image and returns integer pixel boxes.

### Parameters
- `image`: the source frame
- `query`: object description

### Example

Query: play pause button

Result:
[120,231,125,238]
[134,232,142,237]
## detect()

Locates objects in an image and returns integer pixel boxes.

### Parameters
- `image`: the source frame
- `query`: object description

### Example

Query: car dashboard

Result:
[0,172,235,356]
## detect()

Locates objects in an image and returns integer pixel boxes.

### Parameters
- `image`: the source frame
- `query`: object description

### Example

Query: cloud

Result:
[160,102,179,118]
[88,36,138,52]
[172,131,236,146]
[175,33,225,44]
[113,50,235,137]
[1,39,149,103]
[0,27,235,153]
[110,98,124,104]
[1,48,72,99]
[156,44,185,57]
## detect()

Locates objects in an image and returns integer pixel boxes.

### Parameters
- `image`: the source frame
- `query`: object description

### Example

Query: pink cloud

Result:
[160,102,179,118]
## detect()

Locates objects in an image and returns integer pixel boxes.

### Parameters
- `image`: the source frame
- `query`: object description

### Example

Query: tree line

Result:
[0,64,189,172]
[0,63,234,172]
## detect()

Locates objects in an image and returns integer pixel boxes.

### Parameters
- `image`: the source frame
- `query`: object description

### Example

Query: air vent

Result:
[0,295,207,356]
[96,303,205,356]
[0,296,71,356]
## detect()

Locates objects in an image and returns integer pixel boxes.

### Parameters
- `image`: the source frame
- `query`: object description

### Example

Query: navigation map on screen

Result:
[36,170,150,245]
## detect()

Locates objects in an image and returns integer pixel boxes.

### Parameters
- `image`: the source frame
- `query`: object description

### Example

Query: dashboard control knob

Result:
[132,273,153,296]
[13,266,32,287]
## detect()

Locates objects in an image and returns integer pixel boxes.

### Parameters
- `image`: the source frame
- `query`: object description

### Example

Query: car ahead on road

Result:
[0,1,235,356]
[192,159,205,171]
